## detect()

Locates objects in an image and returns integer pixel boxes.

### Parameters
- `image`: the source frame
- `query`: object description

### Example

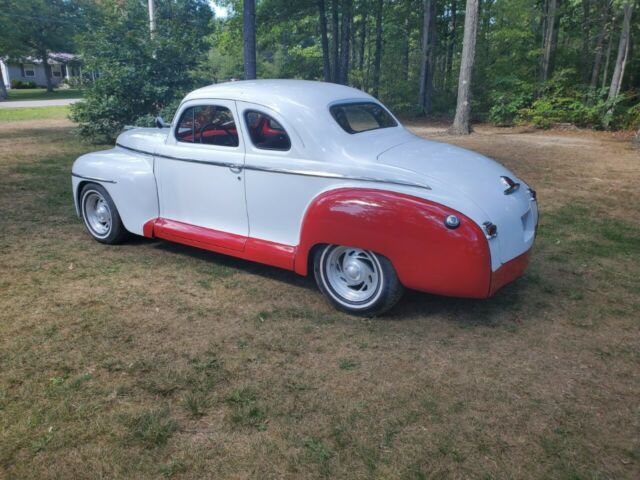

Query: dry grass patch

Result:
[0,117,638,479]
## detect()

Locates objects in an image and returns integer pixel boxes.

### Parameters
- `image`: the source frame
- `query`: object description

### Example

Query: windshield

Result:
[330,102,398,134]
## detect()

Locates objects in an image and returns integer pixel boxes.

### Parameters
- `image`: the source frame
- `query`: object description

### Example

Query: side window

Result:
[244,110,291,151]
[175,105,239,147]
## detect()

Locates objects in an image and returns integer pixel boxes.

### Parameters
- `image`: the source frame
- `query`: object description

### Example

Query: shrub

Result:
[70,0,213,143]
[487,78,534,126]
[10,80,37,89]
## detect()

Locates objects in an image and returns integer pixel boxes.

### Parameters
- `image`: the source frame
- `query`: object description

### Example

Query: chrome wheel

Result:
[83,190,112,238]
[322,246,382,305]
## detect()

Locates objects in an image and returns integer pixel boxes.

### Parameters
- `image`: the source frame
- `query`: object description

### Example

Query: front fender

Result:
[294,188,492,298]
[72,147,158,236]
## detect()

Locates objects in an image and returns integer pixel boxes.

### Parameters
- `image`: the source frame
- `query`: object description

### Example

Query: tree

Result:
[590,0,612,90]
[332,0,340,82]
[540,0,559,82]
[318,0,332,81]
[372,0,383,97]
[339,0,353,84]
[70,0,213,142]
[243,0,257,79]
[418,0,434,112]
[607,2,634,102]
[449,0,479,135]
[0,0,81,92]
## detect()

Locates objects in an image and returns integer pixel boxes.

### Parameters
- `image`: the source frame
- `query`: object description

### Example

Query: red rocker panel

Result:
[143,218,296,271]
[294,188,493,298]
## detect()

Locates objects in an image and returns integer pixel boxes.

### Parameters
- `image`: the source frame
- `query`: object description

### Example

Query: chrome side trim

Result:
[115,143,431,191]
[72,172,117,184]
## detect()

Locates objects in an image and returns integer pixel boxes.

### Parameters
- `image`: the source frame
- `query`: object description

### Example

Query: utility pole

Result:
[148,0,156,38]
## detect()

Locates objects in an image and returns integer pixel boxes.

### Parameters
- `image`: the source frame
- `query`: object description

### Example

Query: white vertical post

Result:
[148,0,156,37]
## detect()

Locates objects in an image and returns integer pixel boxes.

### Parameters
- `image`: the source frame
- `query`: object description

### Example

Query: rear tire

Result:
[80,183,129,244]
[313,244,404,316]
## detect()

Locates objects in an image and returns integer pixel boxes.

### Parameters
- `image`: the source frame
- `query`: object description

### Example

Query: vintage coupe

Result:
[72,80,538,315]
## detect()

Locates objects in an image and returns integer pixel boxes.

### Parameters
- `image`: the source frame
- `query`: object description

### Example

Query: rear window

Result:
[330,102,397,134]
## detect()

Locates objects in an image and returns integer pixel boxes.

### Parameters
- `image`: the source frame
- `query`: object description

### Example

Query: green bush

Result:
[70,0,212,143]
[10,80,37,89]
[488,78,534,126]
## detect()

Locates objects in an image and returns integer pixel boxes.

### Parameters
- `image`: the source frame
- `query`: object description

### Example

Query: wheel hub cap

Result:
[83,191,112,237]
[324,246,381,303]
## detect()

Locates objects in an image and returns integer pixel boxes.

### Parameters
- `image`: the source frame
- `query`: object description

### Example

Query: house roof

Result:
[4,52,79,65]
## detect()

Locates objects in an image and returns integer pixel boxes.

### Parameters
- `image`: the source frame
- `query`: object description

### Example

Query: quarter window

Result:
[175,105,239,147]
[330,102,397,134]
[244,110,291,151]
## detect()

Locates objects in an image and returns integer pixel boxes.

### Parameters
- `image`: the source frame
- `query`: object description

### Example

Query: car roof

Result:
[183,79,375,113]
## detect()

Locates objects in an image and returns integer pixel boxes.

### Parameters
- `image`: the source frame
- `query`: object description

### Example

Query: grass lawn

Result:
[0,106,69,122]
[0,115,638,479]
[4,88,83,101]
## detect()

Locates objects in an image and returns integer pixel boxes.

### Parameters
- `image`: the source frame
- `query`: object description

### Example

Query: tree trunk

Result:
[358,9,367,75]
[243,0,257,80]
[581,0,591,83]
[601,20,614,89]
[331,0,340,82]
[0,65,8,100]
[339,0,353,85]
[41,51,53,92]
[426,1,436,107]
[402,16,410,81]
[449,0,479,135]
[318,0,332,82]
[372,0,383,98]
[607,2,633,102]
[445,0,457,89]
[418,0,433,110]
[540,0,558,81]
[635,126,640,144]
[590,1,611,90]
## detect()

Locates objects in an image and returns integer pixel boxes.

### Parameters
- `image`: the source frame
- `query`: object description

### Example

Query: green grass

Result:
[123,408,178,448]
[5,88,83,101]
[0,106,70,122]
[0,118,638,479]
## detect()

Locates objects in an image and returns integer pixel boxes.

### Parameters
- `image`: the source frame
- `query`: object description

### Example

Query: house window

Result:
[23,64,35,78]
[51,65,62,77]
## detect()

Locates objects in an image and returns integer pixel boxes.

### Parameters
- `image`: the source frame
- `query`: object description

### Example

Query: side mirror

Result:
[155,116,168,128]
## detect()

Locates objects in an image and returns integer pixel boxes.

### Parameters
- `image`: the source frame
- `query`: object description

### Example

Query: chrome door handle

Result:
[229,165,243,174]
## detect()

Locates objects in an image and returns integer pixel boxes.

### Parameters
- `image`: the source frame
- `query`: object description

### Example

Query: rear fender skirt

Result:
[294,188,493,298]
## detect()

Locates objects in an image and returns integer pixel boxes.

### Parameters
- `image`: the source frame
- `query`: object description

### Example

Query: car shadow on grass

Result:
[140,237,315,290]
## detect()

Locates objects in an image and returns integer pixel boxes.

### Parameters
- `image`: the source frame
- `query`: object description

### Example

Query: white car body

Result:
[72,80,537,301]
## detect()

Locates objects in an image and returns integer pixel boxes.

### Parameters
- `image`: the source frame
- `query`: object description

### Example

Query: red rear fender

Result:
[294,188,492,298]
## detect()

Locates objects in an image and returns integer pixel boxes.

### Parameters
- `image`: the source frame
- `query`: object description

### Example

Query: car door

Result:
[155,99,248,251]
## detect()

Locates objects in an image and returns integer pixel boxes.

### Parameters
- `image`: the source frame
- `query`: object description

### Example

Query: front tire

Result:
[80,183,129,244]
[313,244,404,316]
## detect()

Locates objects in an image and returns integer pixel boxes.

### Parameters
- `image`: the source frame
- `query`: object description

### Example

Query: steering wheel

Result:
[199,122,234,144]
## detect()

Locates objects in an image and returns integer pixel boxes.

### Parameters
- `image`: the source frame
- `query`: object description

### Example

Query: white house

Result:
[0,52,82,89]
